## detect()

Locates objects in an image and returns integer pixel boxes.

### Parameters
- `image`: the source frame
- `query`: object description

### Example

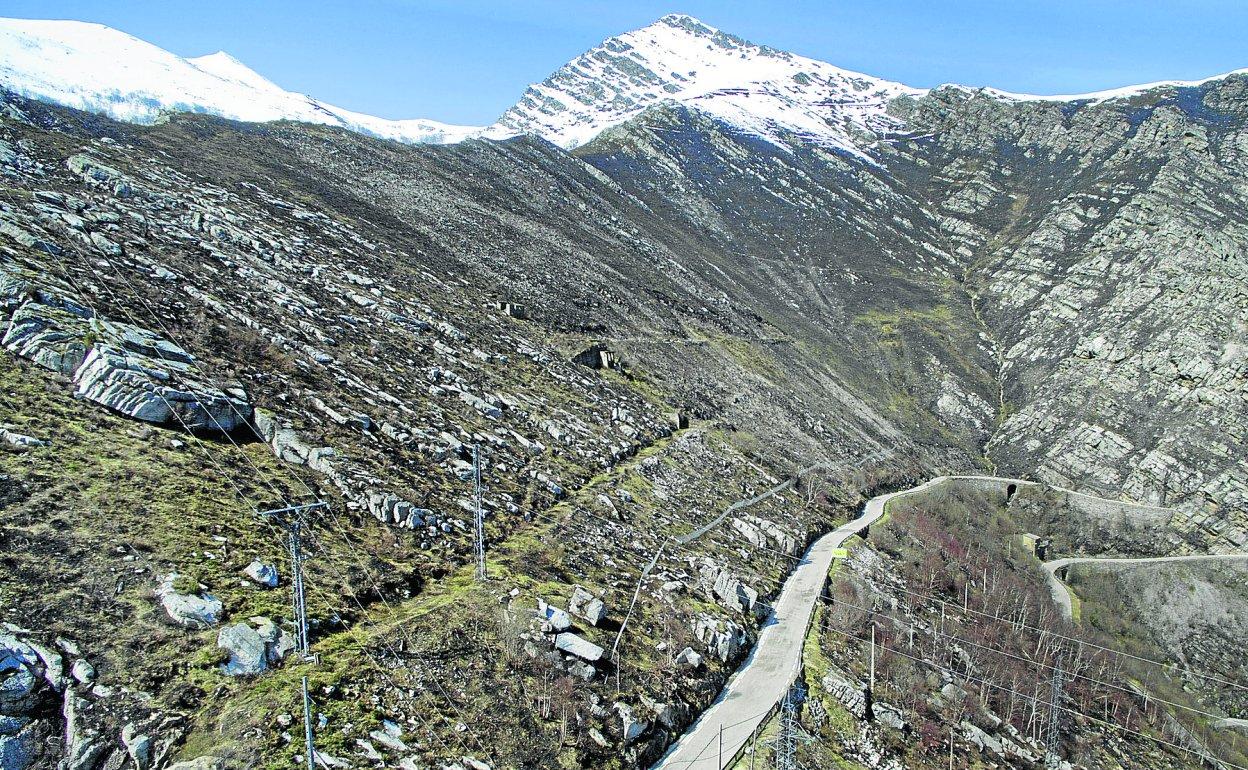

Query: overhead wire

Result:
[11,185,1241,766]
[11,191,491,762]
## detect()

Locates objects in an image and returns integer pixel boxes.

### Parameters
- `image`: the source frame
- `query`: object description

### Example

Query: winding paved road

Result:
[651,477,948,770]
[651,472,1242,770]
[1044,554,1248,621]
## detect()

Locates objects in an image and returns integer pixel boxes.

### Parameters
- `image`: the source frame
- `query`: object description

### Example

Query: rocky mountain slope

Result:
[879,80,1248,546]
[489,14,922,152]
[0,12,1245,770]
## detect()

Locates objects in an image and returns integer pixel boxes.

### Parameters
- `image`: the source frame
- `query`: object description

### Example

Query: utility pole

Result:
[611,536,671,695]
[260,501,327,657]
[869,624,876,691]
[866,623,876,723]
[289,517,310,654]
[718,723,723,769]
[261,502,326,770]
[1045,664,1064,768]
[474,443,486,582]
[302,675,316,768]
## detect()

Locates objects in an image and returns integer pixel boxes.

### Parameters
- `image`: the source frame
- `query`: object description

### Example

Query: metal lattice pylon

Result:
[288,518,309,654]
[473,443,486,582]
[259,501,327,658]
[1045,664,1065,768]
[772,684,812,770]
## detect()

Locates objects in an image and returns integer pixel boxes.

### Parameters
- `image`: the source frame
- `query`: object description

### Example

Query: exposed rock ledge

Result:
[1,258,251,432]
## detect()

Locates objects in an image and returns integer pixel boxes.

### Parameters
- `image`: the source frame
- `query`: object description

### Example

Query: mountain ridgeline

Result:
[0,12,1245,770]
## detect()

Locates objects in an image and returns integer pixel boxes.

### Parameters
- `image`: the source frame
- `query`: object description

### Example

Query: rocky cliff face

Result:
[880,77,1248,551]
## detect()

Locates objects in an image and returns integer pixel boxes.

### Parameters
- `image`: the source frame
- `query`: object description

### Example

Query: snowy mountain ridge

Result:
[0,17,481,144]
[2,14,1245,156]
[486,13,924,155]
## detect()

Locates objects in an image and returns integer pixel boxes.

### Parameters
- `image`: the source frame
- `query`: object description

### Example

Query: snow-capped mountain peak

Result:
[0,17,481,144]
[486,13,925,154]
[3,14,1243,157]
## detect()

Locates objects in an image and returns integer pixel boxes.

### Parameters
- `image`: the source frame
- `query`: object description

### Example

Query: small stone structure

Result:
[571,343,620,371]
[494,301,528,319]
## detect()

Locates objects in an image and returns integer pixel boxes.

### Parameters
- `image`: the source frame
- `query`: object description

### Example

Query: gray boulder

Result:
[252,617,296,665]
[217,617,294,676]
[554,633,603,662]
[0,428,47,450]
[674,647,702,669]
[568,586,607,626]
[217,623,267,676]
[243,560,278,588]
[156,575,222,628]
[368,720,408,753]
[537,601,571,632]
[613,702,648,743]
[69,659,94,685]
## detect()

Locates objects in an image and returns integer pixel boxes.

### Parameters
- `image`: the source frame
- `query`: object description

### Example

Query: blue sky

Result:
[5,0,1246,124]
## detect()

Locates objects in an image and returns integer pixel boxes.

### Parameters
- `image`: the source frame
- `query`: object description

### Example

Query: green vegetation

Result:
[808,480,1244,769]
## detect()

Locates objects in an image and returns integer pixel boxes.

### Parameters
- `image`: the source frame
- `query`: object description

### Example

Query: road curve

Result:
[651,476,949,770]
[651,472,1201,770]
[1044,554,1248,622]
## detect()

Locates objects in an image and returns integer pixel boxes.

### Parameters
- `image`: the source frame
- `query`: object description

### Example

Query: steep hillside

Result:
[0,86,977,769]
[880,77,1248,550]
[0,12,1245,770]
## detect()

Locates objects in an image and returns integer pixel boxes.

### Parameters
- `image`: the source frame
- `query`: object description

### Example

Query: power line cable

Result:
[17,211,492,762]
